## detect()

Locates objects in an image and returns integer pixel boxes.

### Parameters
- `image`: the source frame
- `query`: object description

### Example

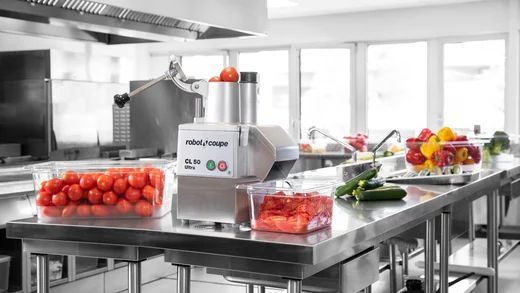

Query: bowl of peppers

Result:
[405,127,484,175]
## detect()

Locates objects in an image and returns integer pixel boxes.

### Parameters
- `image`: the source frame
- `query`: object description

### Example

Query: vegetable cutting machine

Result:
[115,57,299,224]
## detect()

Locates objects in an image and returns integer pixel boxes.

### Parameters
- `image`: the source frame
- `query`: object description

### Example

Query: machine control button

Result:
[217,161,228,171]
[206,160,216,171]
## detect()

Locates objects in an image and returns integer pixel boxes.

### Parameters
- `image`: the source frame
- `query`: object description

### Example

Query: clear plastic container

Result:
[28,159,175,219]
[248,179,335,234]
[405,140,484,175]
[0,255,10,293]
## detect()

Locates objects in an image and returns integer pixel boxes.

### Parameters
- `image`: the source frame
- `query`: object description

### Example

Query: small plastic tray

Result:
[385,170,480,185]
[247,179,335,234]
[28,159,174,219]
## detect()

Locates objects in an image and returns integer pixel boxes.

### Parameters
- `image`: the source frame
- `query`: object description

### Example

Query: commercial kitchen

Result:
[2,0,520,293]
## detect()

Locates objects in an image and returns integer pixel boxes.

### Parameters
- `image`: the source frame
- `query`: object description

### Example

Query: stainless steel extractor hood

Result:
[0,0,267,44]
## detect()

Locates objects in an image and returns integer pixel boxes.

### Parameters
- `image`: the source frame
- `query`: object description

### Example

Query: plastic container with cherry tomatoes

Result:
[247,179,335,234]
[28,159,175,219]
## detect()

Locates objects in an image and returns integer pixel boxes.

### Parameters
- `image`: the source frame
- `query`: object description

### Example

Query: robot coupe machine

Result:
[114,57,299,224]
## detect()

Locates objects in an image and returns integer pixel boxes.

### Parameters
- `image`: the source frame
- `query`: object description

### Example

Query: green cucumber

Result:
[358,178,385,190]
[354,185,407,201]
[335,168,378,197]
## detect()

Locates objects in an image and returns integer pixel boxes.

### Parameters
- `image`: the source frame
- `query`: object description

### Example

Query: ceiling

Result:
[267,0,489,19]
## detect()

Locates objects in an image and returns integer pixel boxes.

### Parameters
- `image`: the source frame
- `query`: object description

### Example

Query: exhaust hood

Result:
[0,0,267,44]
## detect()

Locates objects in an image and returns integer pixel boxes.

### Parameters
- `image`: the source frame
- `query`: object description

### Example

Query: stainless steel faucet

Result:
[371,129,401,166]
[307,127,358,162]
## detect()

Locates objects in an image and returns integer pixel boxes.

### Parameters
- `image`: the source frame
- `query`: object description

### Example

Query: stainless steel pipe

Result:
[287,279,302,293]
[177,265,191,293]
[245,284,254,293]
[36,254,50,293]
[487,190,499,293]
[128,261,141,293]
[440,212,451,293]
[388,243,397,292]
[425,218,436,293]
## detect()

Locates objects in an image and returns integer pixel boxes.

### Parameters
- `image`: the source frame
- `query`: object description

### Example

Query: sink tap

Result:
[371,129,401,166]
[307,127,358,161]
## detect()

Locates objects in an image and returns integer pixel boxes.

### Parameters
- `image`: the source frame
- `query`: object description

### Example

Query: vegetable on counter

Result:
[335,167,378,197]
[484,131,510,156]
[354,185,407,201]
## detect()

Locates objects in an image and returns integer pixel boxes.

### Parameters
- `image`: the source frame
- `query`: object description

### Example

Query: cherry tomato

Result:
[219,66,239,82]
[116,198,133,215]
[155,194,163,205]
[102,191,118,205]
[124,187,142,203]
[67,184,83,201]
[45,178,63,194]
[135,200,153,217]
[62,171,80,185]
[149,170,165,189]
[105,168,125,179]
[62,205,77,217]
[79,174,95,190]
[142,185,158,202]
[61,184,70,194]
[36,191,52,206]
[88,187,103,204]
[209,76,221,82]
[91,205,110,217]
[52,192,69,206]
[90,172,103,181]
[128,172,147,189]
[96,175,114,191]
[42,206,62,217]
[112,178,128,195]
[39,181,47,192]
[76,204,91,217]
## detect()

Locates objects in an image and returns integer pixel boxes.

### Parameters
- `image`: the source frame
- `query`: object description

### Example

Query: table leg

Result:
[468,202,475,244]
[259,285,266,293]
[35,254,50,293]
[245,284,254,293]
[440,212,451,293]
[177,265,191,293]
[287,279,302,293]
[487,190,499,293]
[425,218,435,293]
[401,251,409,287]
[388,243,397,292]
[128,261,142,293]
[361,285,372,293]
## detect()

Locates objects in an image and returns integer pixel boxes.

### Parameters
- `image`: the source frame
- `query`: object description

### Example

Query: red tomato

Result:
[124,187,142,203]
[105,168,125,179]
[45,178,63,194]
[61,185,70,193]
[67,184,83,201]
[62,205,77,217]
[128,172,147,189]
[155,194,163,205]
[76,204,91,217]
[149,170,165,189]
[102,191,118,205]
[116,198,133,215]
[62,171,80,185]
[112,178,128,195]
[79,174,95,190]
[209,76,221,82]
[219,66,239,82]
[91,205,110,217]
[39,181,47,192]
[88,187,103,204]
[135,200,153,217]
[52,192,69,206]
[36,191,52,206]
[96,175,114,191]
[90,172,103,181]
[42,206,62,217]
[142,185,158,202]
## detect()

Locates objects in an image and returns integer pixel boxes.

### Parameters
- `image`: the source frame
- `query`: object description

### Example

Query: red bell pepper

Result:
[443,143,457,155]
[467,145,481,163]
[417,128,434,142]
[406,138,422,151]
[432,150,454,167]
[406,149,426,165]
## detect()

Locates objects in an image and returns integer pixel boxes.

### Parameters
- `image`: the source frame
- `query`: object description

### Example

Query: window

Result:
[443,40,505,133]
[239,50,290,131]
[181,54,227,80]
[367,42,427,139]
[300,48,351,138]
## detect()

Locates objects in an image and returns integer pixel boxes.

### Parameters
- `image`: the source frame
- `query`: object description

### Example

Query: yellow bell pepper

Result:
[420,136,440,159]
[454,147,468,164]
[437,127,456,142]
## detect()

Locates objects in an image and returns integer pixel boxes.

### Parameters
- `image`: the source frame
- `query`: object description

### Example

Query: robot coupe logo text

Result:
[185,139,229,148]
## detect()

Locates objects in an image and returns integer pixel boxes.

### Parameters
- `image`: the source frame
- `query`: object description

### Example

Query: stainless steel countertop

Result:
[6,168,502,266]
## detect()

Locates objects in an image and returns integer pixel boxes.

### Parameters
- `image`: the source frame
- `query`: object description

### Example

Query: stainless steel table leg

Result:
[487,190,499,293]
[287,279,302,293]
[259,285,266,293]
[425,217,435,293]
[177,265,191,293]
[468,202,475,244]
[440,212,451,293]
[245,284,254,293]
[361,285,372,293]
[401,251,409,287]
[389,243,397,292]
[128,261,142,293]
[35,254,50,293]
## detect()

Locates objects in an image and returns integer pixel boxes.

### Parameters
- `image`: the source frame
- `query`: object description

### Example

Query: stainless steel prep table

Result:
[6,168,502,293]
